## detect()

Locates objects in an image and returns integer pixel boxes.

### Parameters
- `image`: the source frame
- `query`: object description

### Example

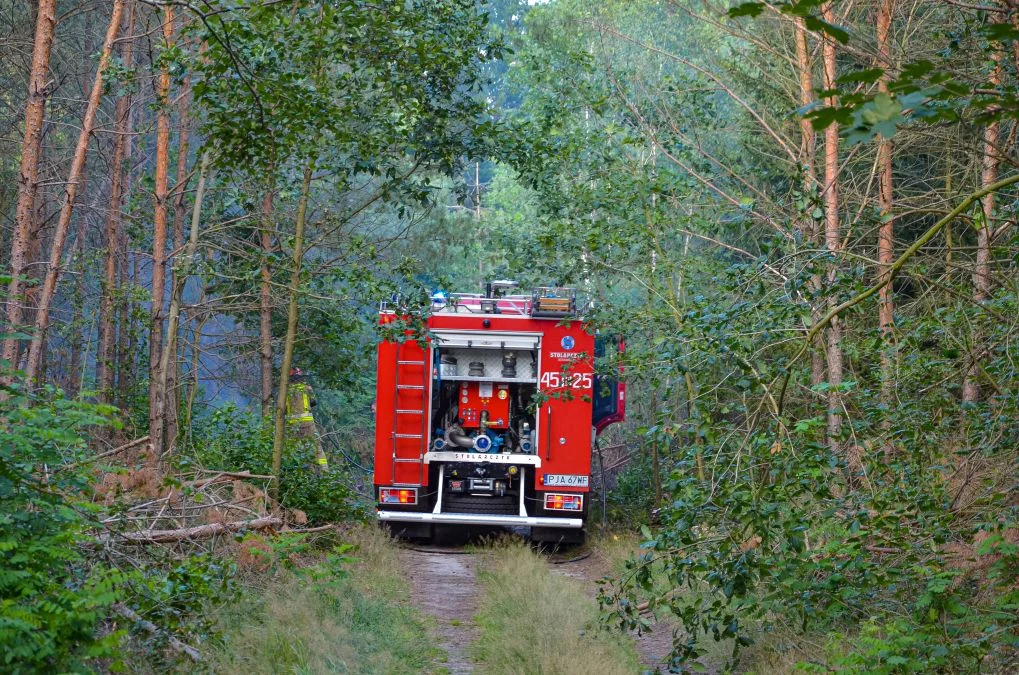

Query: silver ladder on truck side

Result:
[391,341,428,486]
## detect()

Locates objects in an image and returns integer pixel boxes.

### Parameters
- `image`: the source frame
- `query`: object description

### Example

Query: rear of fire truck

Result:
[373,282,624,544]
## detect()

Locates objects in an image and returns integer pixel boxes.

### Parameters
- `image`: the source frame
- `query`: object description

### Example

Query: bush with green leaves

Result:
[606,450,658,525]
[0,382,124,671]
[187,404,358,523]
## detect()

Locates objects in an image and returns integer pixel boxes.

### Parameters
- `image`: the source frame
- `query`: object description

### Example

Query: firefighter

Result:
[286,367,329,472]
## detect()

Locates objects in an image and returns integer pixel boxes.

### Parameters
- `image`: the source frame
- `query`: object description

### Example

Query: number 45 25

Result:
[540,372,593,390]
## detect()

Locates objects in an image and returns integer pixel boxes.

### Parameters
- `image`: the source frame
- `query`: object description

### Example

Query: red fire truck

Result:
[373,282,625,544]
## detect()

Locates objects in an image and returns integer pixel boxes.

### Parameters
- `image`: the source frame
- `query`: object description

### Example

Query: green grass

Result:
[204,525,443,674]
[471,542,642,675]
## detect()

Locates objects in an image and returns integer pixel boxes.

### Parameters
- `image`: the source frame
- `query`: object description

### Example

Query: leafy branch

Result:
[776,171,1019,414]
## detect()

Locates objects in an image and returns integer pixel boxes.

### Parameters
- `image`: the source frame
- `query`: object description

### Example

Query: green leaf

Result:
[728,2,766,18]
[803,15,850,45]
[837,68,885,85]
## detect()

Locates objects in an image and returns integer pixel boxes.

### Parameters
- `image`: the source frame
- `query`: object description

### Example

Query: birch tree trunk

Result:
[183,251,211,452]
[260,185,276,418]
[2,0,56,379]
[271,163,315,499]
[158,151,210,462]
[23,0,126,385]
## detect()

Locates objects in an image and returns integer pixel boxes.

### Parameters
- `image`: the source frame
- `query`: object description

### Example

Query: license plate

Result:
[543,474,589,487]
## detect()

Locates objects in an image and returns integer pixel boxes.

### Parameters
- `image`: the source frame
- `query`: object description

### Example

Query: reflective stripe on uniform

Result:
[289,414,315,423]
[315,457,329,465]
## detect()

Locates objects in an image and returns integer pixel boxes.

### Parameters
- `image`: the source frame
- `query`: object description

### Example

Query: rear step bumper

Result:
[376,510,582,529]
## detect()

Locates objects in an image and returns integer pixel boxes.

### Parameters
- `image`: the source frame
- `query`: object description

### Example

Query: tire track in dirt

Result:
[399,547,479,674]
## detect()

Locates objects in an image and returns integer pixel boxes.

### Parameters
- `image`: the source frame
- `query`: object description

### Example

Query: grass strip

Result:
[472,542,641,675]
[205,526,443,674]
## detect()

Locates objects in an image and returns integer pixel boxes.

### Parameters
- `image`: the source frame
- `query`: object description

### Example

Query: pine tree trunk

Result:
[963,6,1003,404]
[2,0,56,380]
[794,17,826,390]
[877,0,896,425]
[23,0,126,385]
[260,185,275,418]
[166,80,192,455]
[120,252,138,407]
[67,213,88,396]
[116,82,138,409]
[271,163,315,499]
[149,5,174,462]
[821,2,844,455]
[98,0,136,404]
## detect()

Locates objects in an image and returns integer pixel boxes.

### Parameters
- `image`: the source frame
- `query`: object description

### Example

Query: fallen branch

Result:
[114,603,201,662]
[189,470,275,488]
[289,523,336,534]
[65,436,151,470]
[107,516,282,544]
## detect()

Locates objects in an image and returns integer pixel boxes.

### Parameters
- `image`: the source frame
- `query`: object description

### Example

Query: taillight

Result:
[544,493,583,511]
[379,487,418,505]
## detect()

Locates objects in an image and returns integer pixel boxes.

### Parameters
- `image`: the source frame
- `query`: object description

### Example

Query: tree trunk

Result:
[794,17,826,390]
[259,185,275,418]
[876,0,896,426]
[67,212,88,396]
[121,252,139,408]
[23,0,126,385]
[2,0,56,379]
[963,6,1003,404]
[821,2,844,455]
[166,79,192,455]
[158,151,210,463]
[271,163,315,500]
[116,89,139,409]
[98,0,136,404]
[183,252,211,452]
[149,5,174,463]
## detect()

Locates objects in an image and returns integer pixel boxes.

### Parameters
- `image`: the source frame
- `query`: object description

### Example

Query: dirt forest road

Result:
[399,546,480,674]
[398,541,675,674]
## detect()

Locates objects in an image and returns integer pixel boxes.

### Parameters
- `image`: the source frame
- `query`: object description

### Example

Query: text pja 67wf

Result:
[373,282,624,544]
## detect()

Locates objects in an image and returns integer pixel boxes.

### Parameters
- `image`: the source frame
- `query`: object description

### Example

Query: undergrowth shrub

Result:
[0,377,247,673]
[0,382,123,672]
[607,450,657,525]
[186,404,358,523]
[598,261,1019,672]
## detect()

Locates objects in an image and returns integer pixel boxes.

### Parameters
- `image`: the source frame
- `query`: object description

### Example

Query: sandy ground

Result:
[399,546,480,674]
